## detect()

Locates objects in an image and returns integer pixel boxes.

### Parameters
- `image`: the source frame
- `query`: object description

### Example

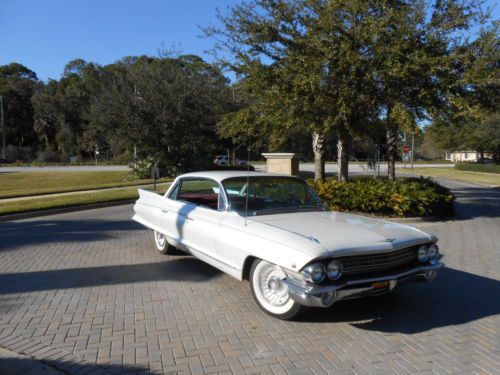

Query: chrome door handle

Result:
[185,217,194,221]
[161,209,168,214]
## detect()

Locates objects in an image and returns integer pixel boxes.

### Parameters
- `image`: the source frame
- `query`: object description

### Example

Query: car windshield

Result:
[222,176,324,215]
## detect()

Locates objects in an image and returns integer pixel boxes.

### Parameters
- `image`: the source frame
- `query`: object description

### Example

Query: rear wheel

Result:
[250,259,302,320]
[153,231,175,255]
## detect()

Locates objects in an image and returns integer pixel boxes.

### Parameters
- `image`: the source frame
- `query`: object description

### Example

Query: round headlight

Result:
[327,260,342,280]
[428,244,439,259]
[418,245,429,262]
[303,263,326,283]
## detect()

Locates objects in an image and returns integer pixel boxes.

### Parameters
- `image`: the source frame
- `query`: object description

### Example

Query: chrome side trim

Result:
[187,245,240,271]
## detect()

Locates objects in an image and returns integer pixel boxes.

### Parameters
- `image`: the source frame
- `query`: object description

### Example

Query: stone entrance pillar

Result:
[262,153,299,176]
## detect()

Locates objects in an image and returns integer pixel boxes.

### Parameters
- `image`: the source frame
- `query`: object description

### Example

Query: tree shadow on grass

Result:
[297,267,500,334]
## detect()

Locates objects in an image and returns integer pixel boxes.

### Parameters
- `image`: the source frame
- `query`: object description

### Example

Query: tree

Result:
[427,112,500,160]
[372,0,498,180]
[32,80,63,150]
[0,63,40,156]
[461,113,500,160]
[206,0,381,181]
[32,59,101,160]
[88,55,230,174]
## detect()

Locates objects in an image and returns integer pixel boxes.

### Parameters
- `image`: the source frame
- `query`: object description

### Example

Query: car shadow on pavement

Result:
[0,219,143,251]
[0,258,222,294]
[298,267,500,334]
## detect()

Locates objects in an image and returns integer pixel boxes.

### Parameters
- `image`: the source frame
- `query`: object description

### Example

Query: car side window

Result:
[177,179,223,211]
[167,182,180,200]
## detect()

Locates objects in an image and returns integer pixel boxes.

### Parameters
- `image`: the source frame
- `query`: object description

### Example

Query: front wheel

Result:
[153,231,175,255]
[250,259,303,320]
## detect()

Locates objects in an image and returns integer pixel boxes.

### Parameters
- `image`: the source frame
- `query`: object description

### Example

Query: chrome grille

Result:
[337,246,418,276]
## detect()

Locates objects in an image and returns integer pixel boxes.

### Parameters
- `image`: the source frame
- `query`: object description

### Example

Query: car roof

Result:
[178,170,301,183]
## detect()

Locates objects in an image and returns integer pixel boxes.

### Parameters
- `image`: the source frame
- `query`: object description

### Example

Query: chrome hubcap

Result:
[155,232,166,247]
[259,266,289,306]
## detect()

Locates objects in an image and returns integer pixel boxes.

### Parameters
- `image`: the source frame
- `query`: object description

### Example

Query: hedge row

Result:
[455,162,500,174]
[310,177,455,217]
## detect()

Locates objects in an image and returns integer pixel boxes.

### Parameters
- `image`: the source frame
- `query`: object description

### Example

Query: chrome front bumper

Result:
[282,262,444,308]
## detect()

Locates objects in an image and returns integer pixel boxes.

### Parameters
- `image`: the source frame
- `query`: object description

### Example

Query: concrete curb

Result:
[0,199,135,223]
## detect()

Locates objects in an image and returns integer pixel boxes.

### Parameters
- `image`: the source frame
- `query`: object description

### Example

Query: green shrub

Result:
[127,157,157,180]
[455,162,500,174]
[310,177,455,217]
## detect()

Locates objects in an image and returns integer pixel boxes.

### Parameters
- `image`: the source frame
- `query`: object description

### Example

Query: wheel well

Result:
[242,256,257,280]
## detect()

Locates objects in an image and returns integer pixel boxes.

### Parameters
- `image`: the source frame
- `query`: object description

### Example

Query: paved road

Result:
[252,163,453,176]
[0,163,453,173]
[299,163,453,175]
[0,179,498,374]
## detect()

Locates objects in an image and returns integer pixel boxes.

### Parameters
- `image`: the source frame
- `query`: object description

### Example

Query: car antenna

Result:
[244,136,251,227]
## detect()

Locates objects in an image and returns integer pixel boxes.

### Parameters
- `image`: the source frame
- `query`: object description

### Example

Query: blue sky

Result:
[1,0,498,82]
[0,0,239,81]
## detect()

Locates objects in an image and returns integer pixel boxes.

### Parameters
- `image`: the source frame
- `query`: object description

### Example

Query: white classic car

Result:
[133,171,444,320]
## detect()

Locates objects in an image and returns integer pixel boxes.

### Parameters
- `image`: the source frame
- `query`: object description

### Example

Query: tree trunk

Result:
[337,129,350,182]
[312,132,325,181]
[386,124,398,181]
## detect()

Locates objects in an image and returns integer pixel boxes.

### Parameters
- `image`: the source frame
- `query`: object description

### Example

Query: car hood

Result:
[248,210,435,258]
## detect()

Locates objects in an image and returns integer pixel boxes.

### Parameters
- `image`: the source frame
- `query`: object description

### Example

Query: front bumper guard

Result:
[282,261,444,308]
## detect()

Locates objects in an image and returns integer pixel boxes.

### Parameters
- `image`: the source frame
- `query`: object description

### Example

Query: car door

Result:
[174,178,228,263]
[133,183,193,249]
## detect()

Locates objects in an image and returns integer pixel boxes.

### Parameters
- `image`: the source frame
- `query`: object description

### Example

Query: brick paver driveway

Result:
[0,179,499,374]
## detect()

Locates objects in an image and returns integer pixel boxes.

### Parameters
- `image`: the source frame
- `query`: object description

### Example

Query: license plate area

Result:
[372,281,389,290]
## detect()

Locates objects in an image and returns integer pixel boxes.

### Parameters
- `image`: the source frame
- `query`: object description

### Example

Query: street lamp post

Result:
[0,95,5,160]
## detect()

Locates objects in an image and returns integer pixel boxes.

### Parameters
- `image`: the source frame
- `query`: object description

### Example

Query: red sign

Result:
[403,144,410,153]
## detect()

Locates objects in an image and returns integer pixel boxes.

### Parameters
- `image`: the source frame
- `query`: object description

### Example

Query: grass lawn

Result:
[325,160,452,164]
[0,171,171,199]
[0,184,170,216]
[398,167,500,187]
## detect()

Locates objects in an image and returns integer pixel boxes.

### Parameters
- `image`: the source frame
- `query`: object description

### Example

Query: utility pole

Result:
[0,95,5,160]
[377,144,381,178]
[411,133,415,170]
[402,131,407,169]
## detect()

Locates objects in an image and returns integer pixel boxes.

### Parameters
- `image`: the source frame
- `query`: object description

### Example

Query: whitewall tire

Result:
[250,259,302,320]
[153,231,175,255]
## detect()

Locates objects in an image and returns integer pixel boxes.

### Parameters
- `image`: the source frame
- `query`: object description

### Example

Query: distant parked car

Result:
[214,155,230,166]
[133,171,444,320]
[214,155,247,166]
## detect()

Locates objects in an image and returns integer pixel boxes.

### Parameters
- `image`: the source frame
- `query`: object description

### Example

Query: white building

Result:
[445,151,494,162]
